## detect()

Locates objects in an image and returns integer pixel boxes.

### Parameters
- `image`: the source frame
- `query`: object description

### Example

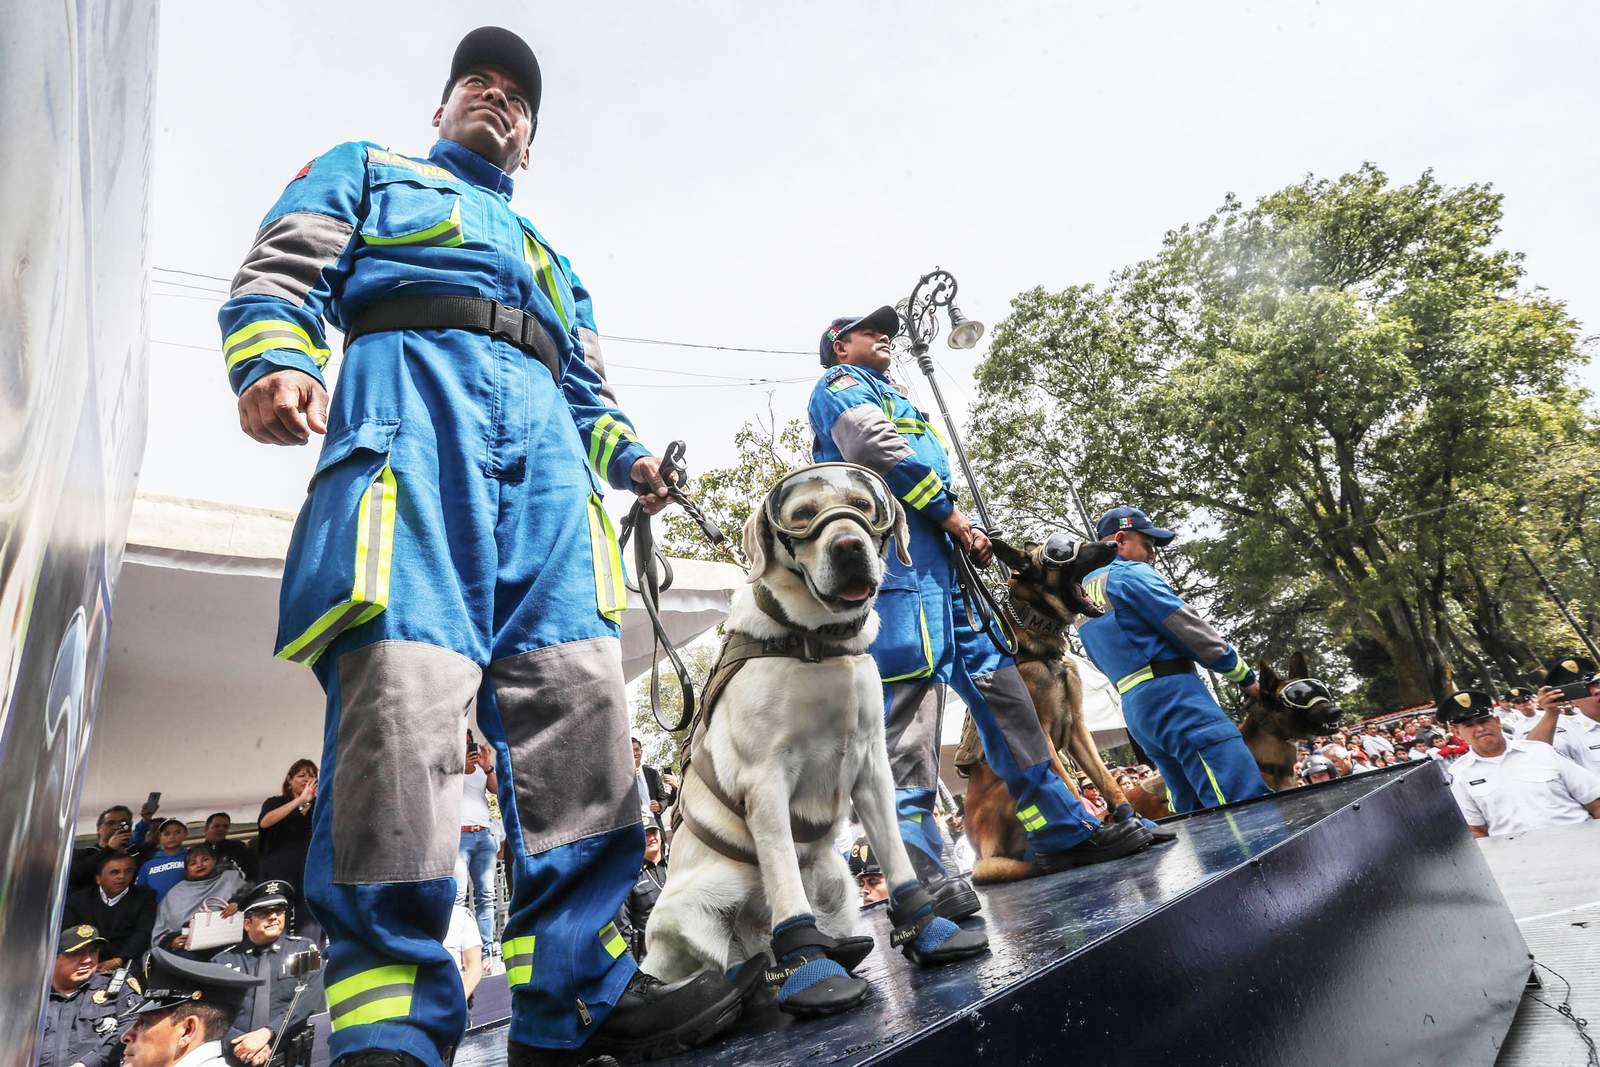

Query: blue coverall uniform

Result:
[1075,558,1269,813]
[220,138,647,1062]
[808,364,1102,874]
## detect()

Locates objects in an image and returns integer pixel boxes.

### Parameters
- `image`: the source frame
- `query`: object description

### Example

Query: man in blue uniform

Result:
[1075,507,1269,813]
[220,27,743,1067]
[39,925,140,1067]
[212,881,323,1067]
[808,310,1152,896]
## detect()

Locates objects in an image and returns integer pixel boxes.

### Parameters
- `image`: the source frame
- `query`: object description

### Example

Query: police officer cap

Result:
[445,27,542,114]
[846,837,881,878]
[1094,506,1177,546]
[236,880,295,915]
[123,947,264,1017]
[59,923,108,954]
[819,307,899,366]
[1543,656,1598,686]
[1503,685,1534,703]
[1436,690,1495,724]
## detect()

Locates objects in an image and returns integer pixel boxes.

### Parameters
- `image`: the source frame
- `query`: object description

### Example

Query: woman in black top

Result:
[258,757,320,941]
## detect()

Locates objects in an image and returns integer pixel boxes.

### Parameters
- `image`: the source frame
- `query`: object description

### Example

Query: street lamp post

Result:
[896,268,996,533]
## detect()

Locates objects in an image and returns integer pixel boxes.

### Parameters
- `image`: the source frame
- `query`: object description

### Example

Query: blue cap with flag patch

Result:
[819,306,899,366]
[1095,506,1177,545]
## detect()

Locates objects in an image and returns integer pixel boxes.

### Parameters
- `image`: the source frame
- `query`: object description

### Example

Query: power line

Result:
[155,266,232,284]
[149,338,813,389]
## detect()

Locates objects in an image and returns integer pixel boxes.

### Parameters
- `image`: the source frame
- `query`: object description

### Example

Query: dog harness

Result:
[673,604,865,867]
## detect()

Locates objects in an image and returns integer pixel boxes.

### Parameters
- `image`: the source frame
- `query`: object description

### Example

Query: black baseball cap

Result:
[1095,506,1177,545]
[59,923,108,954]
[123,947,264,1018]
[1543,656,1597,686]
[1503,686,1534,703]
[1436,690,1495,724]
[444,27,542,114]
[819,306,899,366]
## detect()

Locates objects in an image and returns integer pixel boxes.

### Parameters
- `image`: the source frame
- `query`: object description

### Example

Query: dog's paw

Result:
[887,883,990,968]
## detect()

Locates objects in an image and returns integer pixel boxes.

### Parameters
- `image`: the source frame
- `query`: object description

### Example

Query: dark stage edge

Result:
[363,762,1534,1067]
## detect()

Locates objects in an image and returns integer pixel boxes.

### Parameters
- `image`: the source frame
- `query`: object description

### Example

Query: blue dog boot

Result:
[766,915,868,1018]
[1112,801,1177,843]
[887,883,989,968]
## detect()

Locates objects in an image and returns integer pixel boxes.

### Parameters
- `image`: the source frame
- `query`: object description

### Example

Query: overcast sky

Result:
[143,1,1600,518]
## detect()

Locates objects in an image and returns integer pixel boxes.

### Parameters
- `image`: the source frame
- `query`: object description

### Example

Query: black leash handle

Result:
[619,441,697,735]
[955,536,1019,657]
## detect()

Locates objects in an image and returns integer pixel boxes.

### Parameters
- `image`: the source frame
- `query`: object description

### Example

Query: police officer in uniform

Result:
[1440,690,1600,837]
[219,26,743,1066]
[1541,656,1600,775]
[808,310,1151,896]
[211,882,322,1067]
[1075,507,1270,813]
[40,924,140,1067]
[120,947,265,1067]
[1497,686,1540,738]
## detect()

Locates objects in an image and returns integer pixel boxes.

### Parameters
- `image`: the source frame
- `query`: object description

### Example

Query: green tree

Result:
[972,165,1593,707]
[660,412,811,563]
[629,640,719,773]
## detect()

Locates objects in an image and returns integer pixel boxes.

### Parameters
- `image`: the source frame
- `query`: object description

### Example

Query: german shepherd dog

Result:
[1125,652,1344,818]
[957,537,1154,883]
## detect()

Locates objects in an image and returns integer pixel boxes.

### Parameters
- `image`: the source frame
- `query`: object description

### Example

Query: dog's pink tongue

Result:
[838,583,872,603]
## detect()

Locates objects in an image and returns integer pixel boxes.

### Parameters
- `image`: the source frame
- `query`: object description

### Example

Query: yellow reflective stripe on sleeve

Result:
[326,963,417,1031]
[1224,659,1251,683]
[1116,666,1155,694]
[587,494,627,624]
[880,605,935,682]
[526,234,571,332]
[586,414,639,481]
[1199,756,1228,806]
[223,319,331,370]
[503,935,536,988]
[904,471,944,511]
[599,922,627,959]
[1016,804,1047,832]
[363,199,464,248]
[276,465,398,667]
[893,418,947,445]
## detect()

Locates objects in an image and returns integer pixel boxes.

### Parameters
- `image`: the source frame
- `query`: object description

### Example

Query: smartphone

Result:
[1555,681,1592,702]
[466,730,479,758]
[144,791,161,812]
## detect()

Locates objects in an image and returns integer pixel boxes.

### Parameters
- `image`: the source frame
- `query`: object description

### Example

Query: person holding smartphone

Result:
[456,731,500,964]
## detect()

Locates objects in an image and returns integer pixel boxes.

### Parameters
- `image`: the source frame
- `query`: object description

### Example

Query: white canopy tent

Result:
[78,494,744,833]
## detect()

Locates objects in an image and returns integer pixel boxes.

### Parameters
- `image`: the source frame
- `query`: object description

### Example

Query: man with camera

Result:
[1440,689,1600,837]
[39,924,140,1067]
[212,882,324,1067]
[1538,656,1600,775]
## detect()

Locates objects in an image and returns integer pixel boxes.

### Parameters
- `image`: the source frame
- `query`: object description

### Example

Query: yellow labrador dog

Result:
[644,464,987,1018]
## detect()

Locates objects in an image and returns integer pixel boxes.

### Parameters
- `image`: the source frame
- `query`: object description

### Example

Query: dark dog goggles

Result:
[1042,532,1097,569]
[763,463,895,542]
[1279,678,1336,711]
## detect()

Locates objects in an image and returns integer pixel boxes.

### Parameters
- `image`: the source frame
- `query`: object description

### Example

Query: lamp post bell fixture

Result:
[896,268,995,533]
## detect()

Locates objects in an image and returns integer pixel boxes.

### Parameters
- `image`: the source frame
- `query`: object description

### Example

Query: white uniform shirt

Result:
[1505,711,1541,739]
[171,1040,228,1066]
[1448,740,1600,836]
[1553,713,1600,776]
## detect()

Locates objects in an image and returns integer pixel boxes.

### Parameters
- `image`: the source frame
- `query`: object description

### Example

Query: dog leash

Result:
[954,544,1019,657]
[619,441,704,734]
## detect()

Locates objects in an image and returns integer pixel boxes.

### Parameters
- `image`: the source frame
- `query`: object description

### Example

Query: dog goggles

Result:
[1041,532,1110,570]
[1278,678,1337,711]
[763,463,896,543]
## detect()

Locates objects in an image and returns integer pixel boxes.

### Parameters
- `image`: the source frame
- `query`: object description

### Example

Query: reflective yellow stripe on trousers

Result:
[326,963,417,1031]
[587,494,627,624]
[277,466,398,667]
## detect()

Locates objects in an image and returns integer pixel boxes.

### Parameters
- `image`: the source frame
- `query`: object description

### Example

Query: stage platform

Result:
[321,761,1531,1066]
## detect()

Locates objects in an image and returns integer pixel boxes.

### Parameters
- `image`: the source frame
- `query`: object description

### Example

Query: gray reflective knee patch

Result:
[884,682,943,791]
[492,636,637,855]
[333,640,482,884]
[971,665,1053,770]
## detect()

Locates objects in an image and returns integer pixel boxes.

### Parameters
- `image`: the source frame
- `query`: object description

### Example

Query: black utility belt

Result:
[344,296,563,382]
[1150,659,1195,678]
